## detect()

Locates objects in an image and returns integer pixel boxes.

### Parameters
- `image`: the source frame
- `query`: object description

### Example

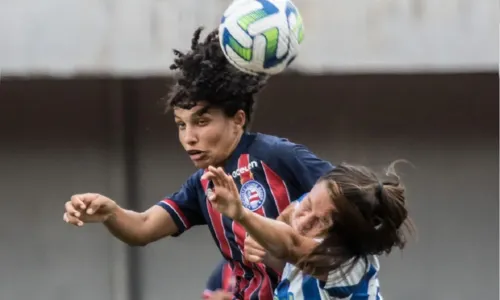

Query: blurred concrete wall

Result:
[0,0,497,75]
[0,73,498,300]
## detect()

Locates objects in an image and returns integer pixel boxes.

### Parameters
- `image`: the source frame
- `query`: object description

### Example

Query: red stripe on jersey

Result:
[237,154,273,299]
[244,267,262,300]
[262,162,291,214]
[203,173,232,259]
[222,262,233,291]
[235,155,265,262]
[243,263,273,300]
[233,261,249,298]
[232,218,254,298]
[238,154,253,182]
[234,155,249,253]
[256,262,273,300]
[161,199,191,228]
[232,220,247,265]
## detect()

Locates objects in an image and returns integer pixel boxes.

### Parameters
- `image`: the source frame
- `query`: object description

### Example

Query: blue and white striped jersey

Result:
[272,192,383,300]
[274,245,382,299]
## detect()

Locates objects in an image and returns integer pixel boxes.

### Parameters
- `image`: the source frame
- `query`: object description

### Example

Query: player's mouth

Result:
[187,150,207,161]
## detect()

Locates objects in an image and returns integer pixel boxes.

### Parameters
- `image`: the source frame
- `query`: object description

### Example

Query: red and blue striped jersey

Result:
[157,132,333,300]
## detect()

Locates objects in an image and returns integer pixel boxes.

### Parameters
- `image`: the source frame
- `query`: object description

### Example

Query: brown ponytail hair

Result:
[296,161,414,277]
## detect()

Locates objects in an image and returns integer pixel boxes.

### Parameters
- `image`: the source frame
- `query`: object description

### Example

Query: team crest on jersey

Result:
[239,180,266,211]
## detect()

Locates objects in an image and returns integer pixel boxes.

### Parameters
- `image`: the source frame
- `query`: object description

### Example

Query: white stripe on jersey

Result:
[273,255,382,300]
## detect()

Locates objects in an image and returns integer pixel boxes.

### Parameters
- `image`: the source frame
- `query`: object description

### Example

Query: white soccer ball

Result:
[219,0,305,76]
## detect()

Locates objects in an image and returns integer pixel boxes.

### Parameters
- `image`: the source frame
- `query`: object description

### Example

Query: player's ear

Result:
[232,110,246,131]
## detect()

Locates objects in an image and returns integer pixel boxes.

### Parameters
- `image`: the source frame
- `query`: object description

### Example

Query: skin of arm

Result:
[239,207,318,264]
[240,210,330,280]
[259,203,297,271]
[104,205,178,246]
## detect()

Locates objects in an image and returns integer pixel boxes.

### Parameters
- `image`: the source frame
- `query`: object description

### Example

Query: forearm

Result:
[263,253,286,273]
[104,207,150,246]
[276,203,295,225]
[239,209,302,262]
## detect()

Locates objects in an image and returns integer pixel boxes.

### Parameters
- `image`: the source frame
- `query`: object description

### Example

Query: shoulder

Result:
[254,133,296,150]
[251,133,302,160]
[252,133,333,173]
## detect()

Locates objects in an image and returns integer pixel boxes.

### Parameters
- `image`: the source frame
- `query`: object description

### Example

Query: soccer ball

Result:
[219,0,304,76]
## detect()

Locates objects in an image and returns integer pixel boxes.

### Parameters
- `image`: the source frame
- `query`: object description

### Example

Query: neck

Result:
[215,130,244,167]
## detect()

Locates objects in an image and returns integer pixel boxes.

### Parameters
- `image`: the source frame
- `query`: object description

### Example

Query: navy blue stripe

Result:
[350,265,378,300]
[251,162,280,219]
[302,274,322,299]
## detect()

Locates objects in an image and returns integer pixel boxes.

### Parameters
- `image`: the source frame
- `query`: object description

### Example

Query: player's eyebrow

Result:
[193,105,211,117]
[173,105,211,120]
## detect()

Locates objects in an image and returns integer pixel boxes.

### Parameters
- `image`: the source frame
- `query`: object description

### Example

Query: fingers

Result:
[246,238,265,250]
[207,187,217,202]
[65,200,82,218]
[207,166,226,188]
[63,211,83,226]
[64,199,84,226]
[245,254,264,263]
[245,246,266,258]
[244,235,266,262]
[208,290,233,300]
[246,246,266,258]
[71,194,88,210]
[227,174,239,194]
[86,194,106,215]
[64,193,102,226]
[202,168,222,188]
[244,244,266,263]
[201,167,240,209]
[202,166,233,191]
[212,167,230,189]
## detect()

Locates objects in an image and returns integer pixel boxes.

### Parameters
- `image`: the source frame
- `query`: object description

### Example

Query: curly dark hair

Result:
[166,27,268,128]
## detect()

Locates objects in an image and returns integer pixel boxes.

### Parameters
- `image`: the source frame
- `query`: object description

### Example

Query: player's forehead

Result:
[173,102,223,120]
[308,181,334,216]
[308,181,329,201]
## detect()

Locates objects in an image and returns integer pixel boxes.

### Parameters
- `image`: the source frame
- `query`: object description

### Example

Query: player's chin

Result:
[191,158,211,169]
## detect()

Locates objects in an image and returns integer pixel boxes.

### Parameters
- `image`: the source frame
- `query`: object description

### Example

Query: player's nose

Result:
[299,214,314,230]
[183,127,199,145]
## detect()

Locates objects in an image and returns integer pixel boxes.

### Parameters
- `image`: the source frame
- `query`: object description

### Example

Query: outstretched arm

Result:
[239,208,318,263]
[64,193,178,246]
[104,205,178,246]
[65,172,205,246]
[203,166,318,264]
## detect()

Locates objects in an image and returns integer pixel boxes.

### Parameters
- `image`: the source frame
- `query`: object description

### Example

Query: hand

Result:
[244,235,267,263]
[201,166,246,221]
[206,290,233,300]
[63,193,118,226]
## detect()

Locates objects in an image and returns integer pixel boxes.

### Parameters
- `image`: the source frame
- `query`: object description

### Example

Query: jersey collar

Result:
[223,132,256,168]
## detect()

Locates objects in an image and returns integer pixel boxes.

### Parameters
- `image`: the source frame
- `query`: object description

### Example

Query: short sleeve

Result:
[156,171,206,237]
[275,141,334,193]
